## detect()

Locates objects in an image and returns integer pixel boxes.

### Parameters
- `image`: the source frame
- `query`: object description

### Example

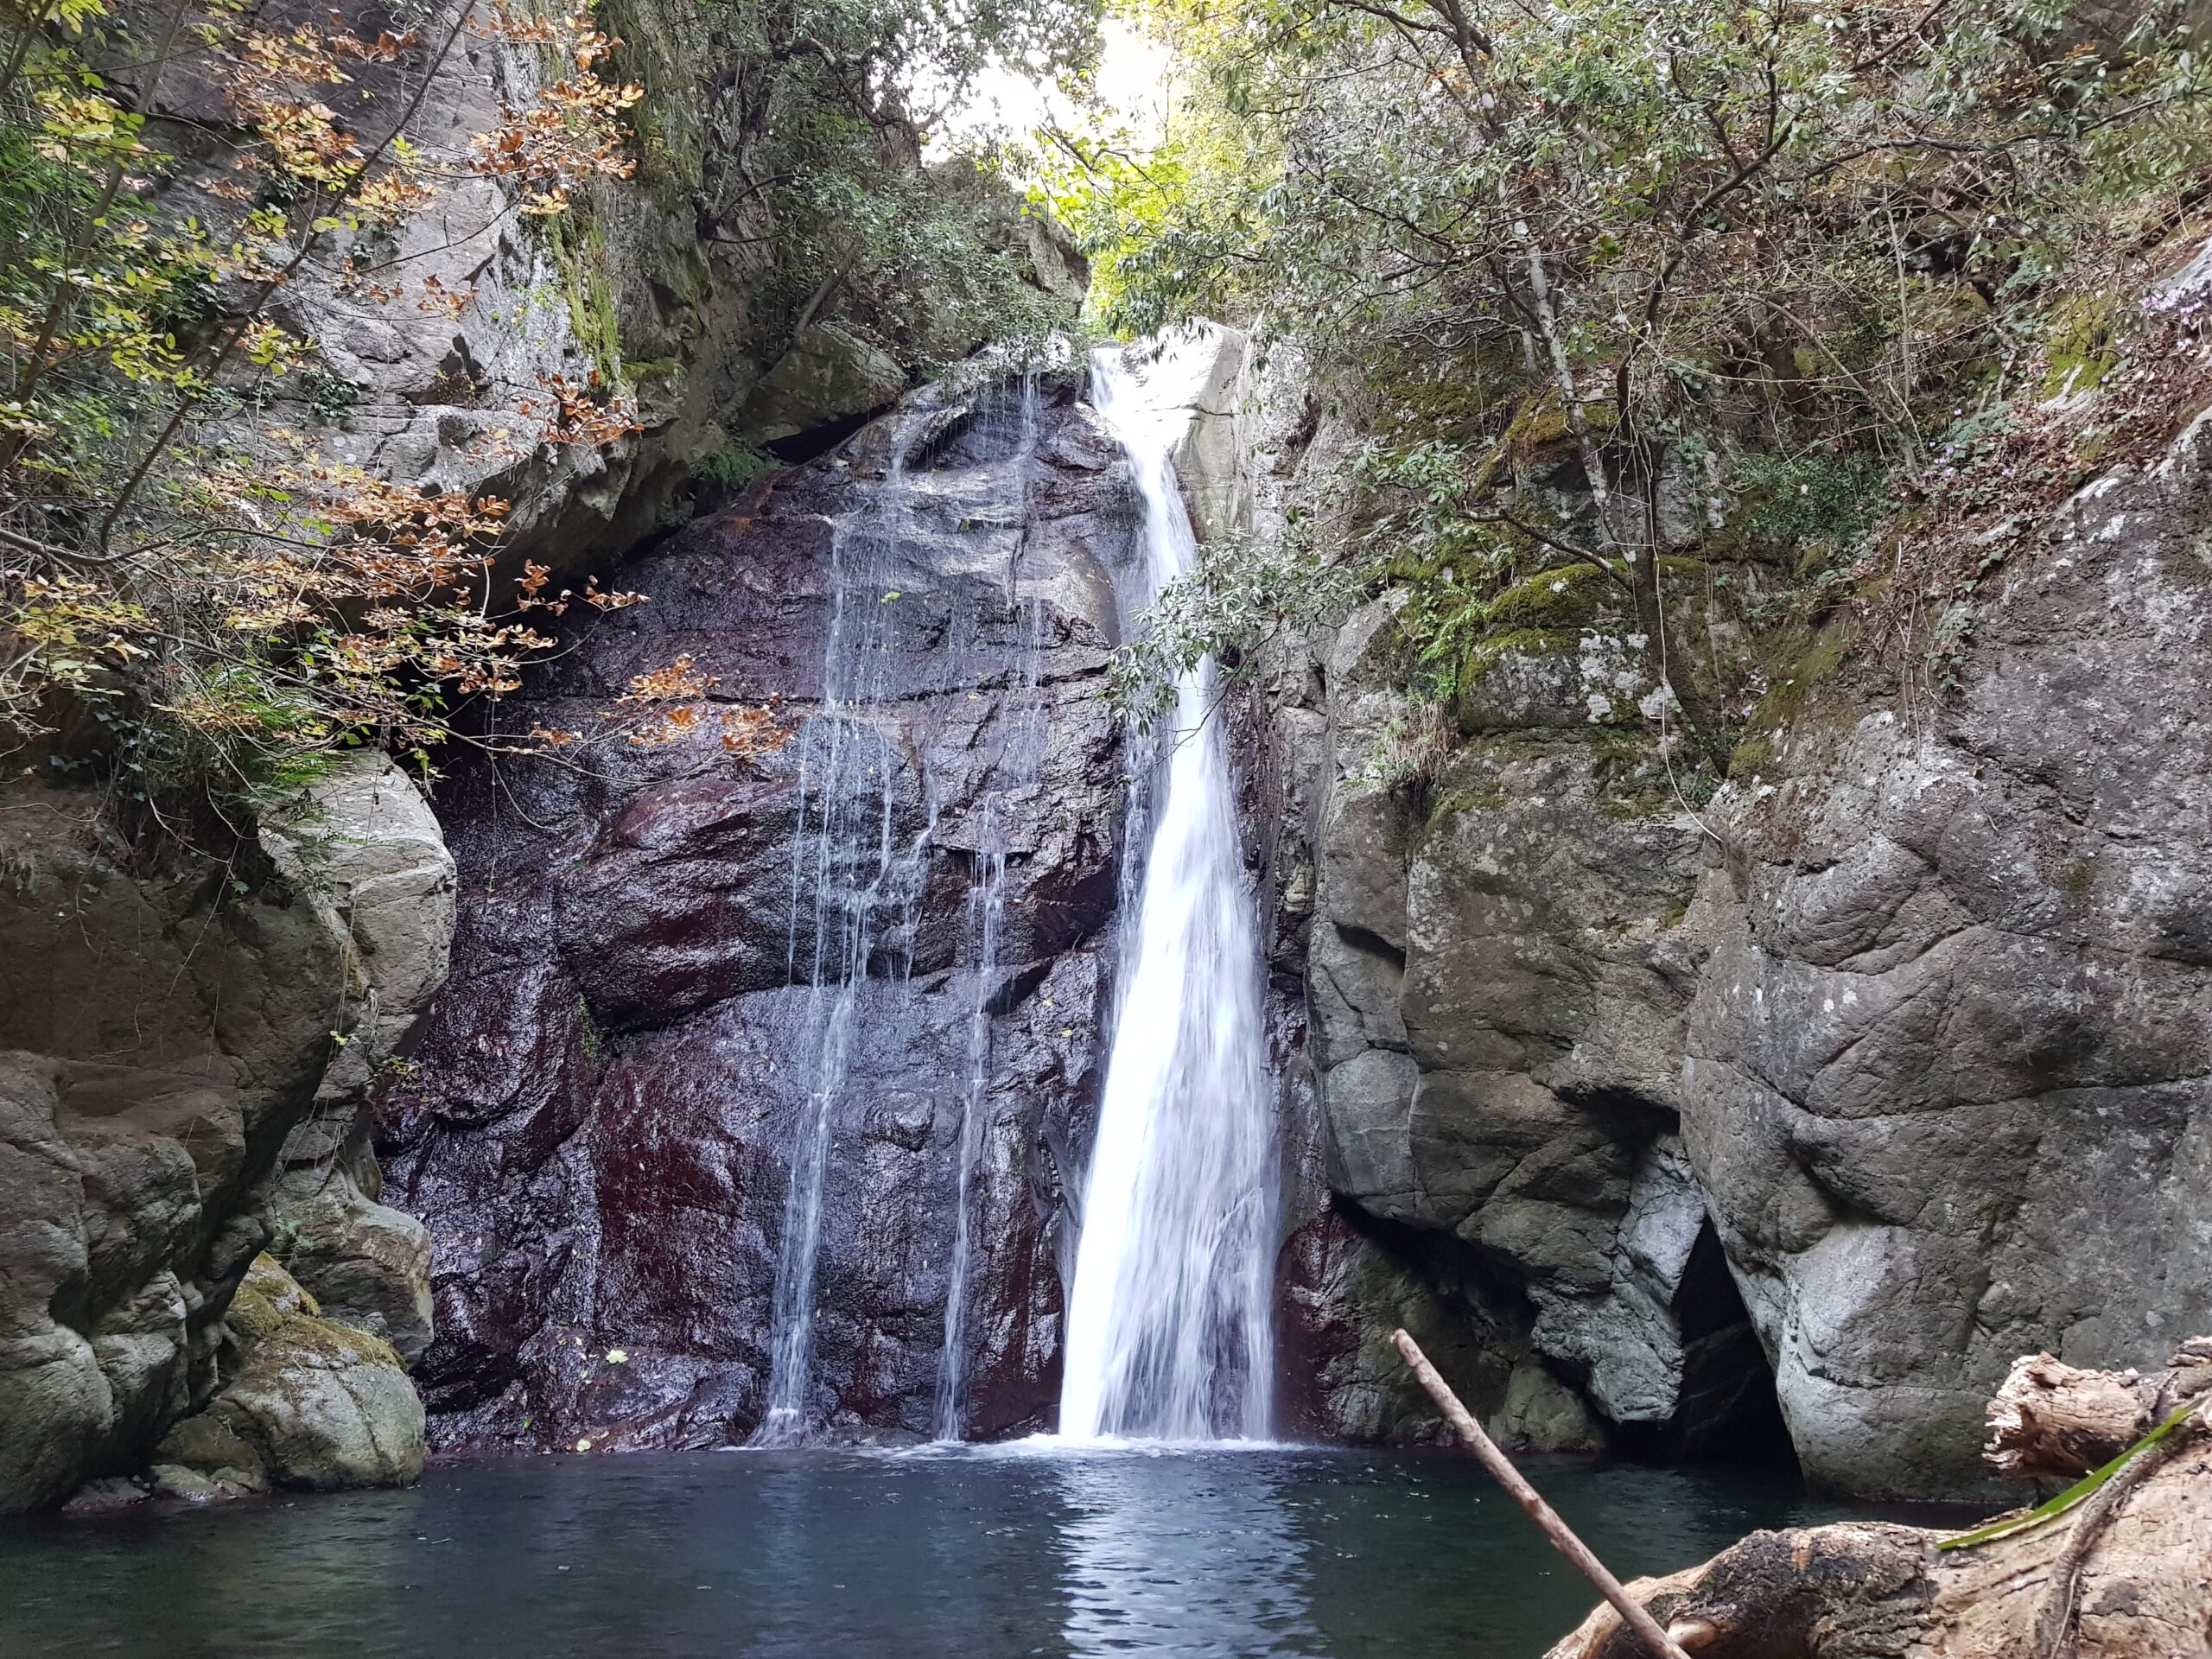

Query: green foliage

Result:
[0,0,662,838]
[664,0,1103,376]
[1729,451,1887,550]
[1062,0,2209,746]
[690,442,773,491]
[297,367,361,427]
[1108,523,1364,721]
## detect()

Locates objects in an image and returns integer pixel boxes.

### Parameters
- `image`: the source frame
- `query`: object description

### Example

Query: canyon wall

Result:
[1218,320,2212,1497]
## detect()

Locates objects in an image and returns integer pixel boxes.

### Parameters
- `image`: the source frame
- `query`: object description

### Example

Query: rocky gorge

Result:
[5,294,2210,1511]
[7,0,2212,1649]
[1226,289,2212,1496]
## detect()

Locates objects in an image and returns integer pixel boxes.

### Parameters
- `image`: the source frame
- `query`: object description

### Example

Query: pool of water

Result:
[0,1446,1883,1658]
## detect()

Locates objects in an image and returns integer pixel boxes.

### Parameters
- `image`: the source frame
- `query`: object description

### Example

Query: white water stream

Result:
[1058,335,1279,1442]
[753,424,936,1446]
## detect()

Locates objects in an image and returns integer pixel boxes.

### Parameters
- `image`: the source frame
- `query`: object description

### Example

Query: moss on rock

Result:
[156,1255,424,1494]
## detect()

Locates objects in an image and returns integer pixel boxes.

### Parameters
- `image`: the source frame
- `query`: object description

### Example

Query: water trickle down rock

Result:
[379,370,1142,1449]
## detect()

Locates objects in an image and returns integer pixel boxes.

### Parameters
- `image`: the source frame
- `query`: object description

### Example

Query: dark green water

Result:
[0,1446,1881,1658]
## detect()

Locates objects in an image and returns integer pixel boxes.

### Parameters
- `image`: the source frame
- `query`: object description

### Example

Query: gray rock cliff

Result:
[1194,319,2210,1497]
[0,755,455,1510]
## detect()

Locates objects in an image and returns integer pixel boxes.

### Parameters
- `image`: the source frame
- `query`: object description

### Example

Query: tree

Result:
[1047,0,2210,765]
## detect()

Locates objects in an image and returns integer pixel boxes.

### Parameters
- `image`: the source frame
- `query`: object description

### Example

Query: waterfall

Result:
[753,424,938,1446]
[936,384,1046,1442]
[1058,334,1279,1442]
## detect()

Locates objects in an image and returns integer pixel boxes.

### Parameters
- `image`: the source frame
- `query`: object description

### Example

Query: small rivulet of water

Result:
[1058,334,1280,1442]
[935,377,1048,1442]
[753,411,940,1447]
[754,373,1052,1446]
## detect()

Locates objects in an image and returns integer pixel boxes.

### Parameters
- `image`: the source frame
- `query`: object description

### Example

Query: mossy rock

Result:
[158,1255,423,1492]
[1728,621,1855,779]
[539,207,624,390]
[223,1249,320,1344]
[1486,563,1630,632]
[1589,722,1698,821]
[1503,389,1618,463]
[1454,631,1584,733]
[2041,292,2125,401]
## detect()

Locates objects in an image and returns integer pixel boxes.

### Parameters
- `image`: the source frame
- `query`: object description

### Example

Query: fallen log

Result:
[1985,1339,2212,1480]
[1541,1342,2212,1659]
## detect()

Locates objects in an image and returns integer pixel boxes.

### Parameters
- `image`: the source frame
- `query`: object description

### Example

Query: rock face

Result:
[263,753,451,1366]
[379,372,1141,1449]
[1675,416,2212,1496]
[0,791,352,1512]
[1241,344,2212,1494]
[0,756,454,1510]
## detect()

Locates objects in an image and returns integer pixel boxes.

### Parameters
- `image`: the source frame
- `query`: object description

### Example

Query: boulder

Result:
[260,753,448,1364]
[1543,1344,2212,1659]
[265,1168,435,1364]
[0,1053,243,1511]
[155,1255,423,1492]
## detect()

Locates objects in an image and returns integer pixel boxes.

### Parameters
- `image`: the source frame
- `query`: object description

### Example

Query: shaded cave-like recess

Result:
[1621,1221,1797,1472]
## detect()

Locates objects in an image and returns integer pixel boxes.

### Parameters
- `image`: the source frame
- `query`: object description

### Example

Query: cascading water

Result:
[1058,334,1279,1442]
[753,422,938,1446]
[935,386,1047,1443]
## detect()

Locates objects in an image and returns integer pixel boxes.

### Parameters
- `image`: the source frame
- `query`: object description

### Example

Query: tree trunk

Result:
[1986,1343,2212,1480]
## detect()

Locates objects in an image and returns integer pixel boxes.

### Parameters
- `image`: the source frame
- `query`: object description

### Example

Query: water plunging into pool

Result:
[1058,336,1280,1442]
[747,341,1276,1446]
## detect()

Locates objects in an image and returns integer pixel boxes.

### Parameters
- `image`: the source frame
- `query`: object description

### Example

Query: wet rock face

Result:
[381,378,1138,1451]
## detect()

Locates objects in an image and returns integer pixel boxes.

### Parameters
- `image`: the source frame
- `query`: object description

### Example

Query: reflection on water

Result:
[0,1447,1919,1659]
[1055,1450,1320,1656]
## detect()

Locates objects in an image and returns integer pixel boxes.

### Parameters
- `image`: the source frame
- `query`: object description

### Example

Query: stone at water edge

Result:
[155,1255,424,1494]
[259,750,447,1366]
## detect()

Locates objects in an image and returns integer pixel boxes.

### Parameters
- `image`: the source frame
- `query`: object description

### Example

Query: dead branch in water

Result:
[1390,1327,1697,1659]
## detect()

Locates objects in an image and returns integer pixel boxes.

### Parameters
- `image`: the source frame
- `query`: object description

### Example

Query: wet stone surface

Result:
[378,377,1141,1452]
